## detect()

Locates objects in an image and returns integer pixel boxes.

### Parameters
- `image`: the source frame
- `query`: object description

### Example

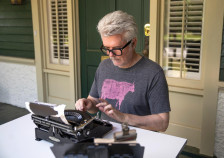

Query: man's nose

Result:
[108,50,115,57]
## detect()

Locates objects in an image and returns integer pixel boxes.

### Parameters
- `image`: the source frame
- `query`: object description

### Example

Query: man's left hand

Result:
[96,98,126,122]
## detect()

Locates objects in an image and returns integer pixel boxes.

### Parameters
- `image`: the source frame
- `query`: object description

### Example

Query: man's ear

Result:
[132,38,137,48]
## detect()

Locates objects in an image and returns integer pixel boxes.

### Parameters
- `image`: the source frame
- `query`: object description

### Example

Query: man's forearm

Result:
[123,112,169,132]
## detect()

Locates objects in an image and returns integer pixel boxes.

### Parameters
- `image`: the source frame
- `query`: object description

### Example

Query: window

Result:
[48,0,69,65]
[163,0,204,80]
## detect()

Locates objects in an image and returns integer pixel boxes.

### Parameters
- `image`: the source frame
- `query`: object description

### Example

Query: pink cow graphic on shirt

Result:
[101,79,135,110]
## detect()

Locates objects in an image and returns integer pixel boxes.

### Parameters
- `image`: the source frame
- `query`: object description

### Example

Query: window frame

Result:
[42,0,71,71]
[158,0,205,90]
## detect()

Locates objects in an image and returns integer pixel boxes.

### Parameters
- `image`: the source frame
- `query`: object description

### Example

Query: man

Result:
[75,10,170,132]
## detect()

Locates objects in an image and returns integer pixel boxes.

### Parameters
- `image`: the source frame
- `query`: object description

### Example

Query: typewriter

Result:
[26,101,113,144]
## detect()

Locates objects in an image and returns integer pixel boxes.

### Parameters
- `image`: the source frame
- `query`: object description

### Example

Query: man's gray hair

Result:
[97,10,138,42]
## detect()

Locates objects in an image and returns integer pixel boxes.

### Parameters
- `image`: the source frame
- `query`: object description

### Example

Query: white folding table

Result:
[0,114,187,158]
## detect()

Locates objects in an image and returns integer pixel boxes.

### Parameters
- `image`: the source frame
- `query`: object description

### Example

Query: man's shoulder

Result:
[140,56,163,72]
[100,58,111,64]
[97,58,113,72]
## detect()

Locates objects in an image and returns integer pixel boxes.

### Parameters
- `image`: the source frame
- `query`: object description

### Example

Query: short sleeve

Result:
[147,70,171,114]
[89,68,100,98]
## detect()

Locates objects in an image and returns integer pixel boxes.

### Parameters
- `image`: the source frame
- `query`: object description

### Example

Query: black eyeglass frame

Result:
[100,39,132,56]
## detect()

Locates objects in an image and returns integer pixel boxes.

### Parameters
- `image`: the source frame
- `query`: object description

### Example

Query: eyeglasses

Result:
[100,40,132,56]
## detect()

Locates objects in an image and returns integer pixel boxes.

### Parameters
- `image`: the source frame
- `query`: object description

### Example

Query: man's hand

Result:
[96,98,169,132]
[75,96,100,114]
[75,98,92,111]
[96,98,126,122]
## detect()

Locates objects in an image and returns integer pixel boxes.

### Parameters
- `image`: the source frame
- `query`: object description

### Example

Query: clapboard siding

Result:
[0,19,33,26]
[0,27,33,35]
[0,35,34,43]
[0,42,34,50]
[0,12,32,19]
[0,0,34,59]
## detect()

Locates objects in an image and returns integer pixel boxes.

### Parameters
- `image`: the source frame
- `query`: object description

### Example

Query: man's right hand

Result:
[75,98,93,111]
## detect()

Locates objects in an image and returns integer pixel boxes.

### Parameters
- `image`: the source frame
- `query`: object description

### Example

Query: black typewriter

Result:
[26,101,113,144]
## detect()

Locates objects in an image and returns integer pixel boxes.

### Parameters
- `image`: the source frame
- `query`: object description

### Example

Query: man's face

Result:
[102,34,135,68]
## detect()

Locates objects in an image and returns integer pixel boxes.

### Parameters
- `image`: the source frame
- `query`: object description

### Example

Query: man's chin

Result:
[111,59,121,67]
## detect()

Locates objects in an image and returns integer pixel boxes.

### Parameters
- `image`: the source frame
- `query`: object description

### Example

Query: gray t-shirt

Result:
[89,56,170,121]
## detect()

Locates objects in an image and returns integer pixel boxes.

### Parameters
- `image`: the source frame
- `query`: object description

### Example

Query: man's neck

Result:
[119,52,142,69]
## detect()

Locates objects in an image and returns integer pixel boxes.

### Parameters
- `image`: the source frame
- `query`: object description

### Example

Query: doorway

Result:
[79,0,150,97]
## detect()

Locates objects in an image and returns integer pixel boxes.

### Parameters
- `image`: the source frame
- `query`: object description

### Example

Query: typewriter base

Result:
[34,118,113,144]
[35,127,80,144]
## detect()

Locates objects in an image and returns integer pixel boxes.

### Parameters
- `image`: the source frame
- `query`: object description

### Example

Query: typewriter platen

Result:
[26,101,113,144]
